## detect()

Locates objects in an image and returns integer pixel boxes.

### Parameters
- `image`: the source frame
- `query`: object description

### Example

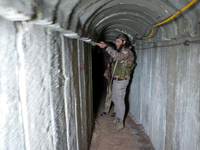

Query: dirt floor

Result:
[90,97,155,150]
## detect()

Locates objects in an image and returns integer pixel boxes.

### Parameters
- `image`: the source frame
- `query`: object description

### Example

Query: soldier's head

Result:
[115,34,129,50]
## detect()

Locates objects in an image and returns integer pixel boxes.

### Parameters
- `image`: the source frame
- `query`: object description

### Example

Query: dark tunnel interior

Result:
[92,45,106,116]
[92,33,120,118]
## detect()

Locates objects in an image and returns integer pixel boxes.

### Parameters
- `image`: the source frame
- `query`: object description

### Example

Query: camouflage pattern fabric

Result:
[104,84,116,113]
[106,46,135,80]
[105,45,135,120]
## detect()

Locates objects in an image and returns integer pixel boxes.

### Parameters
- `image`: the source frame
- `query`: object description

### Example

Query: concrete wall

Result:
[0,16,93,150]
[129,37,200,150]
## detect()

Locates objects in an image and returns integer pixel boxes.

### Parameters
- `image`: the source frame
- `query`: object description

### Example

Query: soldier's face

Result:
[116,39,126,50]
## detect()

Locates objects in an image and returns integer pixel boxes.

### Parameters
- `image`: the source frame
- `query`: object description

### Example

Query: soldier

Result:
[100,83,116,117]
[100,61,116,118]
[96,34,135,132]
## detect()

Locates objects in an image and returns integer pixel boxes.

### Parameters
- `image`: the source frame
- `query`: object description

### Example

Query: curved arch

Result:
[78,1,178,41]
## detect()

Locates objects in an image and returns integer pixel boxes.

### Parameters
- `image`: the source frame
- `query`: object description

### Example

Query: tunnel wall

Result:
[0,16,93,150]
[129,37,200,150]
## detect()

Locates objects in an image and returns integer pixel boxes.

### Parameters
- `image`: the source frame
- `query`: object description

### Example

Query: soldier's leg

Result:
[105,85,116,117]
[111,104,116,118]
[110,82,118,123]
[111,80,129,132]
[112,80,128,120]
[104,84,112,113]
[113,105,116,113]
[100,85,112,117]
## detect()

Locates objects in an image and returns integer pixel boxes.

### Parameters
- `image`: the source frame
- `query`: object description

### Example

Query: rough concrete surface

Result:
[0,18,93,150]
[90,95,154,150]
[130,38,200,150]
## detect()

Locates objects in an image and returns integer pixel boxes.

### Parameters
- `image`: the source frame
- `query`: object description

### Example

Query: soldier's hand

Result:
[104,73,109,79]
[95,41,107,49]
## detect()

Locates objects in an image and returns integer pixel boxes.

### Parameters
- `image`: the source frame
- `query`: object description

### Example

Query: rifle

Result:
[106,58,112,94]
[107,56,113,82]
[106,63,111,83]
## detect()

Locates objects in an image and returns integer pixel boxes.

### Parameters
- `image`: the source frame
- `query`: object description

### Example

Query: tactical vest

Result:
[112,59,135,79]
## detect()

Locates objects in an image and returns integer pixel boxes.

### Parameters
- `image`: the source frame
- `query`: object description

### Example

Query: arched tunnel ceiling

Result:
[0,0,200,44]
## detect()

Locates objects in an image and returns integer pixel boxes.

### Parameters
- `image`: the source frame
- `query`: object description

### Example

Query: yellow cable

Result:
[141,0,197,40]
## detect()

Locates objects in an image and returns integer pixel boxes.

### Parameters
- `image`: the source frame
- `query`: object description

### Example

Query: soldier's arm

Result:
[104,70,109,79]
[105,47,131,61]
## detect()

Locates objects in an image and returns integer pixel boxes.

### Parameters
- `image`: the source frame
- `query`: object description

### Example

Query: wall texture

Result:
[0,16,93,150]
[129,37,200,150]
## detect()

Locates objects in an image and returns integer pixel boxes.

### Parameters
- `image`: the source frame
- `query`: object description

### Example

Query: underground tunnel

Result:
[0,0,200,150]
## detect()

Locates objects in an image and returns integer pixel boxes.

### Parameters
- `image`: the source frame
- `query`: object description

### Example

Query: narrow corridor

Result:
[1,1,200,150]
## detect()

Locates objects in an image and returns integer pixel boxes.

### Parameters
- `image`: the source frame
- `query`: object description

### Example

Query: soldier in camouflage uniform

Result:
[100,76,116,117]
[96,34,135,133]
[100,55,116,117]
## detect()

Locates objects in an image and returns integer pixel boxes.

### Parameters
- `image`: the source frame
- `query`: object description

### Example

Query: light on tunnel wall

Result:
[80,38,96,46]
[63,31,79,38]
[0,9,31,21]
[83,38,91,42]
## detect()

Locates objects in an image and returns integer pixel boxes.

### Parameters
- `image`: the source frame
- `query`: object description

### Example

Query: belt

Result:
[113,77,128,81]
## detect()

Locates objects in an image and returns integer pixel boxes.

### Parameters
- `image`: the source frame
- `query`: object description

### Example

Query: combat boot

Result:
[111,118,124,133]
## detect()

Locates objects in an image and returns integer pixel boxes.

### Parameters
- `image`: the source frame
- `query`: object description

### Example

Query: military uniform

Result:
[95,33,135,132]
[102,59,116,116]
[105,46,135,121]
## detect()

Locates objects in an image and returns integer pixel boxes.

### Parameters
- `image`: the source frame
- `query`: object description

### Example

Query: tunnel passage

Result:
[92,36,117,117]
[92,45,106,116]
[0,0,200,150]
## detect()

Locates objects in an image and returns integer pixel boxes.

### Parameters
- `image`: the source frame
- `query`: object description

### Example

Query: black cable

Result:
[134,40,200,50]
[132,24,154,44]
[142,24,154,37]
